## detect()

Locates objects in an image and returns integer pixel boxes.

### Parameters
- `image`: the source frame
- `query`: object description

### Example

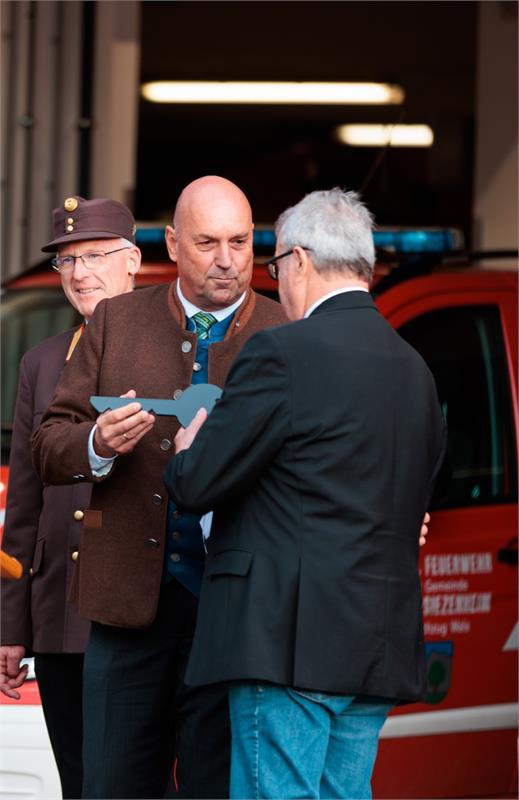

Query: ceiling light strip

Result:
[141,81,405,105]
[336,124,434,147]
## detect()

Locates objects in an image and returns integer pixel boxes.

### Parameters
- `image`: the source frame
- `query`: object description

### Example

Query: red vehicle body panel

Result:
[372,270,518,798]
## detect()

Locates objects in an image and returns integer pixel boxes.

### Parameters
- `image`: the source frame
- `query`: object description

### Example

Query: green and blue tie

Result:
[193,311,217,340]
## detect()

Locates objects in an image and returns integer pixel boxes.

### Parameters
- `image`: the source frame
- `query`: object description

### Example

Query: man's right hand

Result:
[93,389,156,457]
[0,645,28,700]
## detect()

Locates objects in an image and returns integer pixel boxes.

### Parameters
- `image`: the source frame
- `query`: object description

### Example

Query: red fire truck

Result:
[1,229,517,798]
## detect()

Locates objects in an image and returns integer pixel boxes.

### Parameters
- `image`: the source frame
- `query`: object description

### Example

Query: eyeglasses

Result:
[51,246,131,273]
[265,247,312,280]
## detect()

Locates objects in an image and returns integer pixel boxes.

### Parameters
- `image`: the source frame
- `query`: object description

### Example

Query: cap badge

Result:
[64,197,78,212]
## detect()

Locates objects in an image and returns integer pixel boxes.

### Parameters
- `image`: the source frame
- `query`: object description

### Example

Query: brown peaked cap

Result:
[41,196,137,252]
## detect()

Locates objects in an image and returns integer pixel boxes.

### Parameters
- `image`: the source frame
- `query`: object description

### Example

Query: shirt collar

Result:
[304,286,369,319]
[176,279,246,322]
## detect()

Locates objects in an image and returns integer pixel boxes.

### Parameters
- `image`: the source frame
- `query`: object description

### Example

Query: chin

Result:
[208,289,240,309]
[78,299,100,320]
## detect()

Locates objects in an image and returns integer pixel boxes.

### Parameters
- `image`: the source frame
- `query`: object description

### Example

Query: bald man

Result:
[32,177,287,800]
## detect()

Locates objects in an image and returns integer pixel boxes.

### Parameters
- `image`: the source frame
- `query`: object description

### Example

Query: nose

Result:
[71,255,90,279]
[214,242,232,269]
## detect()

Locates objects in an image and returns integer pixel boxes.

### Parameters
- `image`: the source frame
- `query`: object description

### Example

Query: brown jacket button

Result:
[73,510,84,521]
[173,389,183,400]
[181,341,192,353]
[152,493,163,505]
[71,551,79,562]
[147,538,159,548]
[160,439,172,451]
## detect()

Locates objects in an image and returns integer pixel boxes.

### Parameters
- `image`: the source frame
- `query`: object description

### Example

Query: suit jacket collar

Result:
[308,290,376,317]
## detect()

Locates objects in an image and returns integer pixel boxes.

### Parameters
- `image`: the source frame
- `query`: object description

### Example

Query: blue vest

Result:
[163,312,235,596]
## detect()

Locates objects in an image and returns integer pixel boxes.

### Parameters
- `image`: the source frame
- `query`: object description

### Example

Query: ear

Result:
[292,245,311,282]
[126,246,141,277]
[165,225,178,262]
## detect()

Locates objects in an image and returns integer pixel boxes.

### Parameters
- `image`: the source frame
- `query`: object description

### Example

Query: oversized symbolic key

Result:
[90,384,222,427]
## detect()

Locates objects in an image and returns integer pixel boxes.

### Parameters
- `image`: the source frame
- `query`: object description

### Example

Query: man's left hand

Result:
[174,408,208,453]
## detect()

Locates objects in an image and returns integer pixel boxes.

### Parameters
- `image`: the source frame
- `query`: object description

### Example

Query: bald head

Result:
[173,176,252,232]
[165,176,254,311]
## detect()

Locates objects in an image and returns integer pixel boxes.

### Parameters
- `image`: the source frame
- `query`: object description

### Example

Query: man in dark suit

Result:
[0,196,141,798]
[164,187,447,799]
[32,176,287,799]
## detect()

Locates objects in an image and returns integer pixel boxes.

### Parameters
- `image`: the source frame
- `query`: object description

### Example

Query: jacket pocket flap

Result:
[206,549,252,578]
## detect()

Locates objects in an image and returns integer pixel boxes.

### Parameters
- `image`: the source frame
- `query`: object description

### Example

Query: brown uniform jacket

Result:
[32,284,287,629]
[1,330,91,653]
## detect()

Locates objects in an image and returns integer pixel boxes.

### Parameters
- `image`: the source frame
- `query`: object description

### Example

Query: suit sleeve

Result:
[427,390,448,506]
[31,302,108,485]
[164,328,291,514]
[1,355,42,647]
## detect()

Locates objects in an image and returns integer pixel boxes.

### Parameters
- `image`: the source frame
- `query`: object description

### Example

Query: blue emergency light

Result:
[373,228,464,253]
[135,226,464,254]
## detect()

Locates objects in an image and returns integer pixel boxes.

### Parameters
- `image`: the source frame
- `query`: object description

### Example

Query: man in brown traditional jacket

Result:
[32,176,287,800]
[0,196,141,798]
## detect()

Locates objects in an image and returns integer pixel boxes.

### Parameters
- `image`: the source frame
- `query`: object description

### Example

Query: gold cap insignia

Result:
[64,197,78,212]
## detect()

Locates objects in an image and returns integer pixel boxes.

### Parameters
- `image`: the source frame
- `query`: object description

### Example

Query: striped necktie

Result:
[193,311,217,340]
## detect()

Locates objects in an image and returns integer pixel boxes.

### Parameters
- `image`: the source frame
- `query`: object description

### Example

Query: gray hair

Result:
[275,187,375,282]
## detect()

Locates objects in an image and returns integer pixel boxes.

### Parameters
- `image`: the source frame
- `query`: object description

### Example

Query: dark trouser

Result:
[34,652,84,799]
[82,579,230,799]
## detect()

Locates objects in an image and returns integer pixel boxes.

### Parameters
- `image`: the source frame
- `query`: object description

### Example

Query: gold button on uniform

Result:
[71,551,79,562]
[173,389,183,400]
[67,225,74,232]
[193,362,202,372]
[64,197,78,212]
[170,553,181,563]
[160,439,172,451]
[67,217,74,224]
[181,341,192,353]
[73,509,84,521]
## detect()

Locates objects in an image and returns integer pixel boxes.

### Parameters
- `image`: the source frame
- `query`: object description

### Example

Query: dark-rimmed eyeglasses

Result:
[265,247,312,280]
[51,246,131,273]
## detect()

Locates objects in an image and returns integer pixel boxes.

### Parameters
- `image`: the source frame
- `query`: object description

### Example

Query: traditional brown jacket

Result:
[1,330,91,652]
[32,284,286,628]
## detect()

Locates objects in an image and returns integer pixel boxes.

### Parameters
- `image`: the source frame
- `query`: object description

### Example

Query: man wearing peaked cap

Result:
[0,196,141,798]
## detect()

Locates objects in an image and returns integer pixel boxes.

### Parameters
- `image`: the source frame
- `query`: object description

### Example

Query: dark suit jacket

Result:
[165,291,446,702]
[1,329,91,653]
[32,284,287,629]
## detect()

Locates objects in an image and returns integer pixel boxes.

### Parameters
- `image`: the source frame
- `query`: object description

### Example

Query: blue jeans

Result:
[229,683,392,799]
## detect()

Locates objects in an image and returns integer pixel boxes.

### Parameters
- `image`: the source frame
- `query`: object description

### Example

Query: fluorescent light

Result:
[141,81,405,105]
[336,124,434,147]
